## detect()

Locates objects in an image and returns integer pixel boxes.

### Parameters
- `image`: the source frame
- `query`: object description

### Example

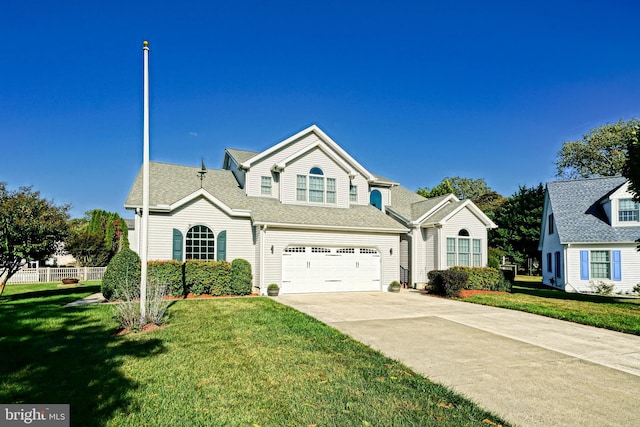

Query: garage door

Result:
[281,246,381,294]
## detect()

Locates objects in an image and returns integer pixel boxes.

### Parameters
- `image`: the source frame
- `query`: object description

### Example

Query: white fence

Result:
[7,267,107,284]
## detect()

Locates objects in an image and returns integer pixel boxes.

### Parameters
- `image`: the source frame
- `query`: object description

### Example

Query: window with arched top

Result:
[296,167,335,204]
[447,230,482,268]
[186,225,215,260]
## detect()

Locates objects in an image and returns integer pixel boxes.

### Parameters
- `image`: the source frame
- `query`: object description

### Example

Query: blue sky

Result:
[2,1,639,219]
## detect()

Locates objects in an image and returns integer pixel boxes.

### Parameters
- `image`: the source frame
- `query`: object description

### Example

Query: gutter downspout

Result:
[410,225,419,289]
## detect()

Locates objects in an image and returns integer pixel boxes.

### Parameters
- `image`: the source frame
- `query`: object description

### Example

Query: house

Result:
[125,125,496,295]
[539,176,640,294]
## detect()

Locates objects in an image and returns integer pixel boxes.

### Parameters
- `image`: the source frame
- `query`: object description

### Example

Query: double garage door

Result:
[281,246,381,294]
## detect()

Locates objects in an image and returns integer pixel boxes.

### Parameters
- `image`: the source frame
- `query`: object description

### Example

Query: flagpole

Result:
[140,40,150,321]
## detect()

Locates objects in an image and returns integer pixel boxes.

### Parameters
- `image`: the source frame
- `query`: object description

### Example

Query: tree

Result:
[417,180,455,198]
[443,176,493,201]
[555,118,639,179]
[473,191,507,220]
[623,123,640,202]
[0,183,69,295]
[65,210,129,267]
[490,184,545,267]
[417,177,493,201]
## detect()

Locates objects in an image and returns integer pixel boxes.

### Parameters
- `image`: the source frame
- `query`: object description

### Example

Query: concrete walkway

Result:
[277,290,640,427]
[64,292,106,307]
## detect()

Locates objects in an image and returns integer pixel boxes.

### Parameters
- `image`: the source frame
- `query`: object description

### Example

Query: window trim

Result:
[261,176,272,196]
[297,168,336,205]
[619,199,639,222]
[447,235,482,267]
[185,225,216,261]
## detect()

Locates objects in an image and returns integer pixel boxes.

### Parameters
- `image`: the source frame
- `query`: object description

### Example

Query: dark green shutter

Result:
[217,230,227,261]
[172,229,183,261]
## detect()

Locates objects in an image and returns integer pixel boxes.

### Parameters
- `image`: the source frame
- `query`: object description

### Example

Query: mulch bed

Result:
[458,290,509,298]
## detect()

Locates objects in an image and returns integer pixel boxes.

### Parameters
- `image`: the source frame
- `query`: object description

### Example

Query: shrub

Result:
[113,278,169,330]
[209,261,232,296]
[487,255,500,269]
[590,280,614,296]
[427,270,468,298]
[231,259,253,295]
[634,284,640,295]
[184,260,214,296]
[148,260,184,297]
[101,248,141,301]
[451,266,510,292]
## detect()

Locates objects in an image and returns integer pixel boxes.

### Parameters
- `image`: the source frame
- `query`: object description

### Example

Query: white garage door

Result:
[281,246,381,294]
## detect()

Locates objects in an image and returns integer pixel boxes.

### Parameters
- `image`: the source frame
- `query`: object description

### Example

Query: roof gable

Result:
[241,125,374,180]
[546,176,638,243]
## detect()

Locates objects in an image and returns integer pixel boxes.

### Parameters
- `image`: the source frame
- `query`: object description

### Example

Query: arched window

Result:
[309,167,324,175]
[458,229,470,236]
[186,225,215,260]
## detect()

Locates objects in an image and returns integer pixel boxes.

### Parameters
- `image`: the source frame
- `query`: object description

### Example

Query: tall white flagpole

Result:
[140,40,150,321]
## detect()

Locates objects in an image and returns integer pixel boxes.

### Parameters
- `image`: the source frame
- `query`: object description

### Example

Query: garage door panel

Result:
[281,246,380,294]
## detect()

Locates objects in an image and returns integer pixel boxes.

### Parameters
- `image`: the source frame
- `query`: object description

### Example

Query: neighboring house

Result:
[539,176,640,294]
[125,125,496,295]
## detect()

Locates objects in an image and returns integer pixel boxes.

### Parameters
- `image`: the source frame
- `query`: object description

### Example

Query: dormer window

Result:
[619,199,639,222]
[296,167,336,204]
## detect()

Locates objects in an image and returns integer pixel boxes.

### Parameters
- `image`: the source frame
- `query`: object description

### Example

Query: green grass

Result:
[1,283,508,426]
[462,276,640,335]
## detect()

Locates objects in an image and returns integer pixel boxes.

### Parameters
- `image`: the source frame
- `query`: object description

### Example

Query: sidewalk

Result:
[64,292,106,307]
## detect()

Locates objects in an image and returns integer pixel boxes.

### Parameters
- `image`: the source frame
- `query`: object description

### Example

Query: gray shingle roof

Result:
[387,186,427,220]
[125,162,406,231]
[547,176,640,243]
[226,148,259,164]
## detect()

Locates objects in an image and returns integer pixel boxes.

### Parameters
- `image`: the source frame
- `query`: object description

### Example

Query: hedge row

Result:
[103,258,253,300]
[427,266,511,298]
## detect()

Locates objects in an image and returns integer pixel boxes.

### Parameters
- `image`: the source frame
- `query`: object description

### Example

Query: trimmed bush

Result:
[231,259,253,295]
[184,260,214,296]
[451,266,510,292]
[101,248,141,301]
[148,260,184,297]
[209,261,232,296]
[427,269,468,298]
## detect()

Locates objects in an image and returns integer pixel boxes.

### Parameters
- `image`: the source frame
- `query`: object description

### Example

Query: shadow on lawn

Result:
[0,287,166,425]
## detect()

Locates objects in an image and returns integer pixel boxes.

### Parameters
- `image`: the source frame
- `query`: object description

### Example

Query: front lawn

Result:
[0,283,507,426]
[462,276,640,335]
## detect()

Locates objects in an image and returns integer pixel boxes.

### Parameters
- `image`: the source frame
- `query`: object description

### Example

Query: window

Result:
[548,213,554,234]
[554,251,561,278]
[261,176,272,195]
[326,178,336,203]
[349,184,358,202]
[447,234,481,267]
[619,199,639,222]
[458,238,470,266]
[186,225,215,260]
[446,238,456,267]
[546,253,552,273]
[472,239,481,267]
[309,176,324,202]
[298,168,336,204]
[296,175,307,201]
[591,250,611,279]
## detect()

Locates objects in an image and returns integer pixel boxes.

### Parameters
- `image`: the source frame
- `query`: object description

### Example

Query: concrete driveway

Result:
[277,290,640,427]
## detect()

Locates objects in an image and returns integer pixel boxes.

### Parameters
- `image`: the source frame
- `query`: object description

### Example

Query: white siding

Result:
[566,243,640,294]
[137,197,256,277]
[350,174,369,205]
[439,208,489,268]
[245,133,320,198]
[369,186,391,211]
[259,228,399,294]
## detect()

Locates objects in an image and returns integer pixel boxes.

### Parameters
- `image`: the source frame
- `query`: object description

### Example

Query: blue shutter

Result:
[172,229,183,261]
[580,250,589,280]
[217,230,227,261]
[612,250,621,281]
